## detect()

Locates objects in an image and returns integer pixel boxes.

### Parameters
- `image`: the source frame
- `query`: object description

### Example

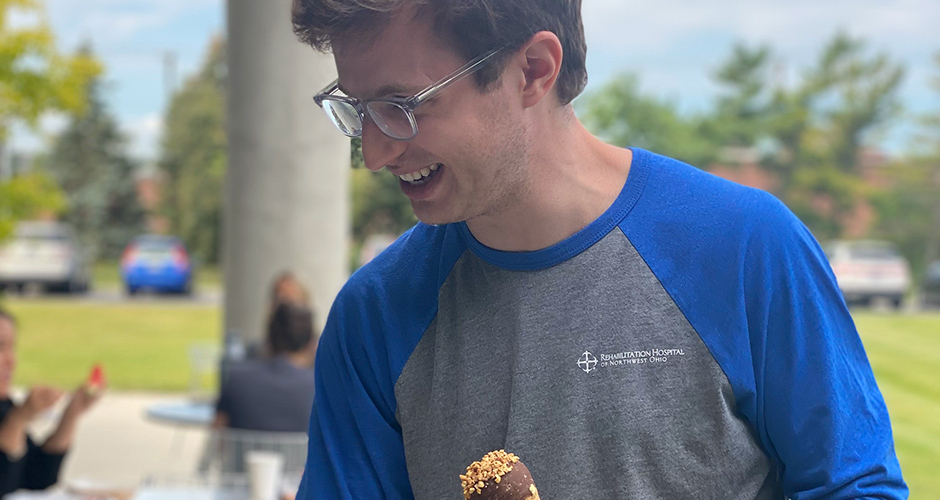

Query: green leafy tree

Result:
[697,34,904,239]
[702,43,774,147]
[0,0,100,241]
[578,74,717,167]
[777,34,903,239]
[0,171,64,241]
[43,60,145,260]
[159,37,226,264]
[872,52,940,285]
[0,0,100,138]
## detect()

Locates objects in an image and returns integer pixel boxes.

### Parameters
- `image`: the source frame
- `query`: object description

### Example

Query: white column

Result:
[225,0,349,345]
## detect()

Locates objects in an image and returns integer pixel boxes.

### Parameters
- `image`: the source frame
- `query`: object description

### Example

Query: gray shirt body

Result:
[395,232,781,500]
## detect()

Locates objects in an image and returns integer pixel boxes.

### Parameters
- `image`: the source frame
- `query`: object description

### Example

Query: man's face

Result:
[332,9,530,225]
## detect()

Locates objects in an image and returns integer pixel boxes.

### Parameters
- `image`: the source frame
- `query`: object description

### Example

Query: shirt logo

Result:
[578,347,687,373]
[577,351,598,373]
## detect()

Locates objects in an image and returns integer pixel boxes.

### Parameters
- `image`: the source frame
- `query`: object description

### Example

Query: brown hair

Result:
[292,0,587,105]
[267,302,316,356]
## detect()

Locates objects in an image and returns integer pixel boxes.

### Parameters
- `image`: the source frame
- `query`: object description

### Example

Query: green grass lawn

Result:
[853,312,940,499]
[4,298,221,392]
[0,298,936,495]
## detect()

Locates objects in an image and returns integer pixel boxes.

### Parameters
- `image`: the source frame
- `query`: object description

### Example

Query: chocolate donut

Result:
[460,450,540,500]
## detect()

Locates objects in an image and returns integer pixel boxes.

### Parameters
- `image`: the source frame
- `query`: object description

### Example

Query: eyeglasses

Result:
[313,47,504,141]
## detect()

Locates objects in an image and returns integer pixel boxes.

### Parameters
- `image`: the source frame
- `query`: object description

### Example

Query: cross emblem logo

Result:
[577,351,598,373]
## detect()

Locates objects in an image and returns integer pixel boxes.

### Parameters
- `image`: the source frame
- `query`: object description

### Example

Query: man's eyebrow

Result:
[374,84,414,98]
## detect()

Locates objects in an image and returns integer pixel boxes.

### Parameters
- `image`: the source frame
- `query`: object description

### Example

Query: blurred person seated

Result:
[0,308,102,497]
[214,303,316,432]
[238,272,313,361]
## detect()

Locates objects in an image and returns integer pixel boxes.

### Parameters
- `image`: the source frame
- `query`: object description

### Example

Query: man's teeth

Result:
[400,164,441,183]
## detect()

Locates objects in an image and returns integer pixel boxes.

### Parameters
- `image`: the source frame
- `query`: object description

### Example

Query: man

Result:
[214,302,316,433]
[291,1,907,499]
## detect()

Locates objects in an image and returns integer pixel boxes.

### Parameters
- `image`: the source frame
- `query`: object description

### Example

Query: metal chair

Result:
[197,428,308,476]
[187,342,222,402]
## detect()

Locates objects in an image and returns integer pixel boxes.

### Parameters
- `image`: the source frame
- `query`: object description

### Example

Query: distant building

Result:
[135,162,169,234]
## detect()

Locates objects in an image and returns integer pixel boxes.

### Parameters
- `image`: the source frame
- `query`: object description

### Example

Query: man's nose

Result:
[361,120,408,172]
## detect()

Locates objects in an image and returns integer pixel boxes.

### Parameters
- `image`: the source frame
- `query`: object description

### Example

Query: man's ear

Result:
[517,31,563,109]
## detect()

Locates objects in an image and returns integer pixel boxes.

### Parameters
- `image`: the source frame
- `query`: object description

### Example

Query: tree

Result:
[698,34,904,240]
[0,0,100,241]
[0,0,100,139]
[159,37,226,265]
[43,56,145,260]
[780,34,903,239]
[702,43,774,148]
[0,171,65,241]
[872,51,940,286]
[578,74,717,167]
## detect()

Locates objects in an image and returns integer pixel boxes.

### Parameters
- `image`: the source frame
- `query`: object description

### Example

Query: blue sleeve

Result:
[296,289,414,500]
[622,153,907,499]
[296,224,466,500]
[740,198,907,499]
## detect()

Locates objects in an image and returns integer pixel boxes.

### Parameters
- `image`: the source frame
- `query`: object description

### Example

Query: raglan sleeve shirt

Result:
[296,149,907,500]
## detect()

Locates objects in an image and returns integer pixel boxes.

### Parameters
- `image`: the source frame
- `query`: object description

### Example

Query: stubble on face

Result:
[411,85,533,226]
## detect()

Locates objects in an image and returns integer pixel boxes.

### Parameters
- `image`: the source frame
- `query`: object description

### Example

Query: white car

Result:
[0,221,91,294]
[824,240,910,309]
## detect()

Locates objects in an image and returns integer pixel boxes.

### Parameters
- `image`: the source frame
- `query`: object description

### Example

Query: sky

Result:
[10,0,940,161]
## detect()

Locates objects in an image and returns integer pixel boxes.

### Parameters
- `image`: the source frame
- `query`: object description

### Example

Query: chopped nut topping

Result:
[460,450,521,499]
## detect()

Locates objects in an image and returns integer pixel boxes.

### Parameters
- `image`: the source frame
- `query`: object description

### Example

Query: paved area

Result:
[28,392,211,490]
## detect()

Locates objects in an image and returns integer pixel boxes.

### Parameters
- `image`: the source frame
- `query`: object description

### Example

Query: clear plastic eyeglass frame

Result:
[313,47,504,141]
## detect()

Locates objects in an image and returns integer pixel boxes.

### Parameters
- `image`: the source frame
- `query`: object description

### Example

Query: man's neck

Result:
[465,114,633,252]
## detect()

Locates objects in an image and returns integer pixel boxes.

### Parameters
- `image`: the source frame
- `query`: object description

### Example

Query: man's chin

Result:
[411,203,463,226]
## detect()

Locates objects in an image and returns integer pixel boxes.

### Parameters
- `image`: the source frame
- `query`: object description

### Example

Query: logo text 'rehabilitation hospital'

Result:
[577,348,686,374]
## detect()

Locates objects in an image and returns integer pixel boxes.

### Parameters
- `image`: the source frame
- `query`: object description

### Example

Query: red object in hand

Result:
[88,364,106,392]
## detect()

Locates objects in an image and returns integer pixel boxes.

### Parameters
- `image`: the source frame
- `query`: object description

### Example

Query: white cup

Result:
[246,451,285,500]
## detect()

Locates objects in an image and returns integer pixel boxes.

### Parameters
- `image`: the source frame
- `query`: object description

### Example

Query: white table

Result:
[145,400,215,427]
[132,487,248,500]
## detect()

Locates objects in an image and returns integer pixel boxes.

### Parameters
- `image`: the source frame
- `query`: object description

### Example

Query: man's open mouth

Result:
[398,163,442,185]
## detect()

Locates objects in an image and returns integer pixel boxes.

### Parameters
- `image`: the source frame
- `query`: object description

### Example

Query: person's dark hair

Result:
[292,0,587,105]
[266,302,315,356]
[0,307,16,328]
